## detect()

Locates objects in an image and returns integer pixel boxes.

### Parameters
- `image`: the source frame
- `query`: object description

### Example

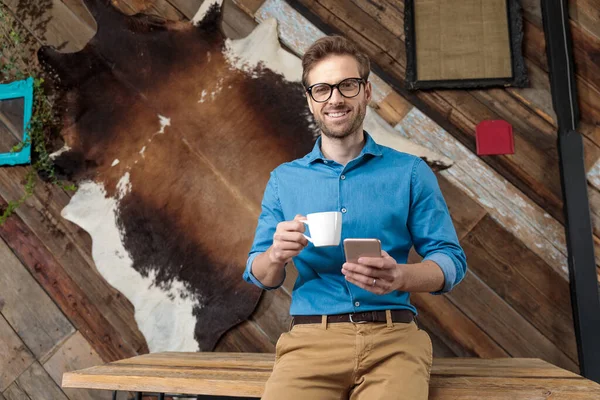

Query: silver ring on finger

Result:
[372,278,377,287]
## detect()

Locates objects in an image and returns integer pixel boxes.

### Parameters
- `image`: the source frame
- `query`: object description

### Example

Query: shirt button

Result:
[340,175,346,180]
[354,301,360,307]
[341,207,347,213]
[323,160,328,164]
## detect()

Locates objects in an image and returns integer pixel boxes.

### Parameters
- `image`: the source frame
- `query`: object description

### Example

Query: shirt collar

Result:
[302,131,383,165]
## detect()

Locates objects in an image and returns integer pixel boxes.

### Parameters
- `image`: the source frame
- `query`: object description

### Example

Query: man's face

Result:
[306,55,372,140]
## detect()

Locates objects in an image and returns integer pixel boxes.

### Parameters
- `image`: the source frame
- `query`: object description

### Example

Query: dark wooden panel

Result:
[463,214,578,361]
[523,19,600,124]
[436,173,487,240]
[426,328,458,358]
[446,271,578,372]
[569,0,600,40]
[214,320,275,353]
[506,58,557,127]
[415,302,475,358]
[349,0,403,38]
[251,289,291,344]
[433,89,564,217]
[411,292,508,358]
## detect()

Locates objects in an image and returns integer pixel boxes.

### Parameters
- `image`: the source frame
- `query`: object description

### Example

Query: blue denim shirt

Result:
[244,132,467,316]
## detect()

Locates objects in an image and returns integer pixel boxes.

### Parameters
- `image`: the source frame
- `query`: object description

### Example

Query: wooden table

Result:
[62,352,600,399]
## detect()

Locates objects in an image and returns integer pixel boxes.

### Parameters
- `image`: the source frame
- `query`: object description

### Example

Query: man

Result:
[243,35,467,400]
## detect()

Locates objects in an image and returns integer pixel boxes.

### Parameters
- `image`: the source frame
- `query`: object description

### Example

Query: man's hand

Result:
[341,250,404,295]
[342,250,446,294]
[267,215,309,266]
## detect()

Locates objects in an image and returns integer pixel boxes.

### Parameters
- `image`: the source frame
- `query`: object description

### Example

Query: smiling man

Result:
[244,35,467,400]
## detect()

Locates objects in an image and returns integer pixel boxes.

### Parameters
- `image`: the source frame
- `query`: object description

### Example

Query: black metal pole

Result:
[541,0,600,383]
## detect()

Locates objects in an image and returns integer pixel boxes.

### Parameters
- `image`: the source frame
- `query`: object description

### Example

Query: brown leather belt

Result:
[292,309,414,326]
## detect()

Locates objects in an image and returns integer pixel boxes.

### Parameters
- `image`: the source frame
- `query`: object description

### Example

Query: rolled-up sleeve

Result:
[243,170,286,290]
[407,159,467,294]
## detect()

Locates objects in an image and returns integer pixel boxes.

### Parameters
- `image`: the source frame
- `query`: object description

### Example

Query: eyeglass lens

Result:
[310,78,362,102]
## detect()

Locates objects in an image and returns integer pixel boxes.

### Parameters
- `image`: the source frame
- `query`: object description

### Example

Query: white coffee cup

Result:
[300,211,342,247]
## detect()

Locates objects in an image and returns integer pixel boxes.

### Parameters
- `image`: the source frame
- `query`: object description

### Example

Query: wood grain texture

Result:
[0,166,148,355]
[0,315,35,392]
[221,0,260,39]
[411,293,508,358]
[164,0,203,19]
[436,173,488,240]
[43,332,112,400]
[1,0,94,52]
[3,383,30,400]
[376,92,414,126]
[13,362,69,400]
[395,108,570,279]
[569,0,600,40]
[446,271,578,372]
[234,0,266,16]
[109,0,185,20]
[214,320,275,353]
[284,0,600,254]
[61,353,600,398]
[0,195,142,362]
[0,237,75,362]
[250,289,292,344]
[462,215,578,362]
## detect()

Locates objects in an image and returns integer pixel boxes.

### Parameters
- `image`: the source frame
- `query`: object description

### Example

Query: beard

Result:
[315,100,368,140]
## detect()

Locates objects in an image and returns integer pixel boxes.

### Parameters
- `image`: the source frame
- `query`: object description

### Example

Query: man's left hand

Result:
[341,250,404,294]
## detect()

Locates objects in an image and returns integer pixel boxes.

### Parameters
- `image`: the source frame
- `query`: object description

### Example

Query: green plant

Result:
[0,3,75,225]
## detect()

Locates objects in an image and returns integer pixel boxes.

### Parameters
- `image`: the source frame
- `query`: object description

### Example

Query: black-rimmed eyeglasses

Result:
[306,77,365,103]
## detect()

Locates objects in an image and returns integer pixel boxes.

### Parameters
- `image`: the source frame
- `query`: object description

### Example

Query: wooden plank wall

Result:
[229,0,585,369]
[0,1,596,397]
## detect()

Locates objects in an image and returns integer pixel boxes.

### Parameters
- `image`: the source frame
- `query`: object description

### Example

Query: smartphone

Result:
[343,238,382,263]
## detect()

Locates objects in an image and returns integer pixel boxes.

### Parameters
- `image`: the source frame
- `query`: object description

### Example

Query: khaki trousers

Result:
[262,316,433,400]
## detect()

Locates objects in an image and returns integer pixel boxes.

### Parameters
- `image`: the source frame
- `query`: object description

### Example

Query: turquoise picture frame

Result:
[0,77,34,166]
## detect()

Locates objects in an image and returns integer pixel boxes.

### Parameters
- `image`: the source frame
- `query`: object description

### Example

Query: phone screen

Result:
[343,239,381,263]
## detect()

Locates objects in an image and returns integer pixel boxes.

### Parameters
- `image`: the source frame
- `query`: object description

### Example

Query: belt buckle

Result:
[349,313,368,324]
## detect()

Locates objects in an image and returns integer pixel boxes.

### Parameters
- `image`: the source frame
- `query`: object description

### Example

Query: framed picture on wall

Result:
[0,77,33,166]
[404,0,528,90]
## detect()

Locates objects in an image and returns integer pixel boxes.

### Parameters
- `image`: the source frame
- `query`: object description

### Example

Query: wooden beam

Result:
[541,0,600,383]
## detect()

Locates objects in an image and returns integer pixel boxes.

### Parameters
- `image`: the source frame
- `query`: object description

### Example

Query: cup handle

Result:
[299,220,312,243]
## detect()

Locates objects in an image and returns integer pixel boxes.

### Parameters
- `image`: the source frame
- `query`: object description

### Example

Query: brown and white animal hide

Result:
[39,0,450,352]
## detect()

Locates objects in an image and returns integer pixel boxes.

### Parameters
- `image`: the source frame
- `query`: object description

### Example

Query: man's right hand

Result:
[267,214,310,266]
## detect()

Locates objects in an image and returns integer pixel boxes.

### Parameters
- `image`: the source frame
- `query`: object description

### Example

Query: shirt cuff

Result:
[244,252,286,290]
[424,252,457,295]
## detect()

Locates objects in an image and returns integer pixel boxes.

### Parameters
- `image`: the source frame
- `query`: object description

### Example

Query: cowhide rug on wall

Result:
[39,0,452,352]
